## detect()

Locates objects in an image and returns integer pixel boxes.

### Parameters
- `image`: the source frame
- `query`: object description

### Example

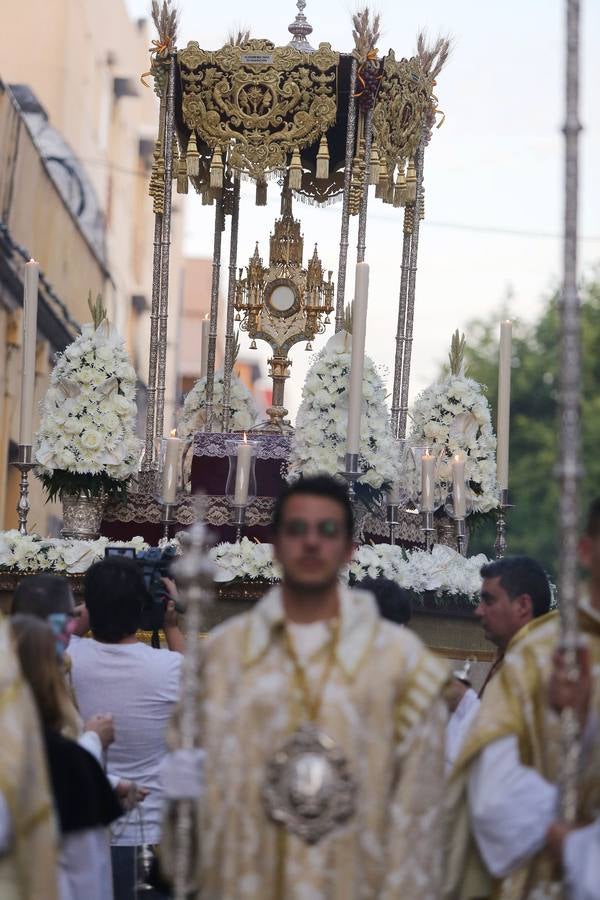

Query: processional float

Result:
[132,0,449,546]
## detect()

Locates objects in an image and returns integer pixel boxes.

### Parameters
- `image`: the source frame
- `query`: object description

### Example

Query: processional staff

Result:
[169,521,214,900]
[557,0,584,831]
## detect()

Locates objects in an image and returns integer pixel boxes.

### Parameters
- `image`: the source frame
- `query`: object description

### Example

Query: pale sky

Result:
[126,0,600,420]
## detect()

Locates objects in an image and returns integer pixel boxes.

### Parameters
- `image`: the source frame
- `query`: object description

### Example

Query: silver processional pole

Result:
[558,0,583,828]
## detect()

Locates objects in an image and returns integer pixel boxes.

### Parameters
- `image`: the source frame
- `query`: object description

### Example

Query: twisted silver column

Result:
[204,195,225,432]
[222,175,241,433]
[397,137,426,440]
[155,53,177,444]
[390,209,413,438]
[356,107,374,264]
[558,0,582,827]
[335,57,358,332]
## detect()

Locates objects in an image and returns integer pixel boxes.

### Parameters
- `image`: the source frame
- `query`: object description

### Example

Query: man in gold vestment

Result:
[0,617,59,900]
[444,500,600,900]
[166,475,449,900]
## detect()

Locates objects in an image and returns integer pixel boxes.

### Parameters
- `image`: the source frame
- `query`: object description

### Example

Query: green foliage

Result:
[462,272,600,575]
[40,470,129,504]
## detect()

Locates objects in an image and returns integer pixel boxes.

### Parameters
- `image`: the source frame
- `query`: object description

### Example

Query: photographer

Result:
[69,556,183,900]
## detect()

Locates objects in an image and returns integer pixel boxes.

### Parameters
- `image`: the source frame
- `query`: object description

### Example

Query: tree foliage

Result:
[462,272,600,575]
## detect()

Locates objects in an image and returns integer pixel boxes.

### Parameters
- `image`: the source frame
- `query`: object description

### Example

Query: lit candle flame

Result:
[243,432,248,443]
[170,428,177,437]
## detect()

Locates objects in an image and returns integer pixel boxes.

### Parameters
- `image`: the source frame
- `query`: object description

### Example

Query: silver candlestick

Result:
[386,502,400,546]
[422,510,435,552]
[341,452,361,502]
[456,518,467,556]
[232,504,247,543]
[160,502,176,543]
[494,489,512,558]
[11,445,36,536]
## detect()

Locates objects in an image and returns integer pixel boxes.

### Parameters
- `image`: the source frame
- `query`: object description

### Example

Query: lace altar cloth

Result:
[101,432,424,547]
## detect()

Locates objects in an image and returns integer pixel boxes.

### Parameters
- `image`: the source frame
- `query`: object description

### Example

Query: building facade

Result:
[0,0,185,530]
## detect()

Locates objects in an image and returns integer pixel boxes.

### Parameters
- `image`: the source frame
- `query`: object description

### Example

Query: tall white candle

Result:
[421,451,436,513]
[234,434,253,506]
[346,262,370,456]
[162,430,182,504]
[200,315,210,379]
[452,454,466,519]
[19,259,40,446]
[497,320,513,490]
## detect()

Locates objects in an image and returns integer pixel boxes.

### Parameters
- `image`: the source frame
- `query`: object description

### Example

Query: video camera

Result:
[104,544,180,635]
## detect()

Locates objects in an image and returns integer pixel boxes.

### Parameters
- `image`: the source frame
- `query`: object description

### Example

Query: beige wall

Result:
[0,0,185,528]
[1,0,184,394]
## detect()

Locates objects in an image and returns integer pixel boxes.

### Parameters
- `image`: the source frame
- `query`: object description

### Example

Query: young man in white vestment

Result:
[444,501,600,900]
[163,474,449,900]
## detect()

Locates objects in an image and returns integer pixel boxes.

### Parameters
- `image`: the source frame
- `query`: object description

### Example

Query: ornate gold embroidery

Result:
[372,52,435,201]
[177,39,339,181]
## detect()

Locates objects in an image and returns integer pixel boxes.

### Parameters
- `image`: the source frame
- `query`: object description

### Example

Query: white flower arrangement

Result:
[347,543,489,598]
[210,537,281,583]
[35,296,141,501]
[408,332,498,514]
[0,531,148,575]
[209,538,488,603]
[178,370,258,439]
[287,331,401,501]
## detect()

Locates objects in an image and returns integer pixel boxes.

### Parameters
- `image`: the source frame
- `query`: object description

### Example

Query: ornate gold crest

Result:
[178,39,339,182]
[372,51,436,190]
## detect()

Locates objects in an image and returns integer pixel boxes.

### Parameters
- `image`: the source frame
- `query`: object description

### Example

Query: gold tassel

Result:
[369,143,380,185]
[288,147,303,191]
[186,132,200,177]
[255,179,267,206]
[177,152,188,194]
[210,145,224,189]
[315,134,329,181]
[393,165,407,208]
[375,152,388,199]
[406,156,417,203]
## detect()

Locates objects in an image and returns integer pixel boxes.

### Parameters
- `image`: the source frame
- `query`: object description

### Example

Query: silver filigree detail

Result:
[263,722,356,844]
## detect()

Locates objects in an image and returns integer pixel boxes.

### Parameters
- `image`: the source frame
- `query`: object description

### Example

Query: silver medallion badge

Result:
[263,722,357,844]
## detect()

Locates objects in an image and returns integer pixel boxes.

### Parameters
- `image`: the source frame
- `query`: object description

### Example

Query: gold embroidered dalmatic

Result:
[0,618,59,900]
[169,586,449,900]
[444,603,600,900]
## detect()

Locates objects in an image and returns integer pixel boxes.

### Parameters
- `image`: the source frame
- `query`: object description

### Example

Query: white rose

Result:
[81,430,102,451]
[112,395,132,415]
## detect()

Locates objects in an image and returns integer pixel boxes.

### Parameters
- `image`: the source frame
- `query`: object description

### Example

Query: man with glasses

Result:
[164,474,449,900]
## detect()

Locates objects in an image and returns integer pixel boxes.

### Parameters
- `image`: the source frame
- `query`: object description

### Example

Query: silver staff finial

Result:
[288,0,315,53]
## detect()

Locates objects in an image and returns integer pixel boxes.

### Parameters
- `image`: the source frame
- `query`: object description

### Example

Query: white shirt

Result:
[69,638,182,846]
[564,818,600,900]
[468,735,558,877]
[287,620,331,663]
[445,687,480,774]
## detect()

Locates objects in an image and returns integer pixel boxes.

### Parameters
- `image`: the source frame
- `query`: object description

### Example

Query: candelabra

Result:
[11,445,36,536]
[494,489,512,558]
